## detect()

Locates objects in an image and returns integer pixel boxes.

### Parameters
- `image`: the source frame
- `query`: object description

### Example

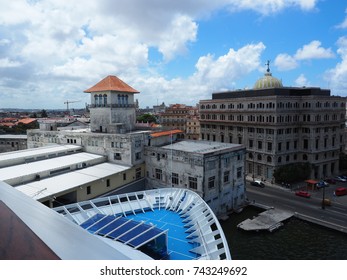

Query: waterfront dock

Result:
[237,208,294,232]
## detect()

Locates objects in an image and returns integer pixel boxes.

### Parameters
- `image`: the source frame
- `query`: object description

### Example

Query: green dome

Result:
[253,72,283,89]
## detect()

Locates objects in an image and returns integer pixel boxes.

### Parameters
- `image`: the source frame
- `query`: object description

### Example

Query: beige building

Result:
[199,67,346,181]
[158,104,198,139]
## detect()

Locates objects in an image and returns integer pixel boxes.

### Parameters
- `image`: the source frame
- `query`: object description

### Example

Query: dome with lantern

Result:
[253,60,283,89]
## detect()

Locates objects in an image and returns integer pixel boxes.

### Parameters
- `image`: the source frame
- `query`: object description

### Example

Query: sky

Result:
[1,0,347,110]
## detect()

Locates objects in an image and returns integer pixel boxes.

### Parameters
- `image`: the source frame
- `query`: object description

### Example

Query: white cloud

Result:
[274,53,298,71]
[324,36,347,93]
[294,40,335,60]
[225,0,317,15]
[0,0,321,109]
[274,41,335,73]
[294,74,310,87]
[336,8,347,29]
[158,15,198,62]
[0,58,22,68]
[136,43,266,106]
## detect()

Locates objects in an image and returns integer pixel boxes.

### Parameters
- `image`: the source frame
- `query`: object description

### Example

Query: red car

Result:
[295,191,311,198]
[334,187,347,196]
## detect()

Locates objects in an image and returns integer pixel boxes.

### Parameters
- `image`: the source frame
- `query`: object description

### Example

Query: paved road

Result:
[245,180,347,232]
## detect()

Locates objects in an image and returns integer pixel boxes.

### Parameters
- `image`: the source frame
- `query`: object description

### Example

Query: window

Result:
[123,173,126,180]
[114,153,122,160]
[172,173,179,185]
[237,167,242,178]
[223,171,230,183]
[87,186,91,195]
[136,167,142,179]
[267,142,272,151]
[135,152,142,160]
[208,176,215,189]
[106,179,110,187]
[257,141,262,150]
[188,177,197,189]
[155,169,162,180]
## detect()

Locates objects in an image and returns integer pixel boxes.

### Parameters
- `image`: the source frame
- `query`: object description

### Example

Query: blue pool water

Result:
[128,209,200,260]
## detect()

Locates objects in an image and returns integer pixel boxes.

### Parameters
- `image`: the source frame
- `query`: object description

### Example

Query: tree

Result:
[40,109,48,118]
[339,152,347,172]
[273,162,311,184]
[136,113,157,123]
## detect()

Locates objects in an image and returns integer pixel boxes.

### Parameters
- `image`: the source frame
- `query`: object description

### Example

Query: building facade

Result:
[84,75,139,133]
[145,140,246,216]
[158,104,198,139]
[199,69,346,181]
[0,135,27,153]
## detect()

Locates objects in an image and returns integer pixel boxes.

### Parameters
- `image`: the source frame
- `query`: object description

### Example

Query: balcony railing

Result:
[89,104,135,109]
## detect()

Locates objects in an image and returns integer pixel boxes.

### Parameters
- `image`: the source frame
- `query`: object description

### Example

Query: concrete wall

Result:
[145,144,247,216]
[41,163,146,207]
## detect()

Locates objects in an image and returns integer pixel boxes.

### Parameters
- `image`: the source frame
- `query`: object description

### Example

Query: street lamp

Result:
[321,184,326,210]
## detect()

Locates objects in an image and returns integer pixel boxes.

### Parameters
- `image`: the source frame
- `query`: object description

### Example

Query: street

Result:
[245,180,347,231]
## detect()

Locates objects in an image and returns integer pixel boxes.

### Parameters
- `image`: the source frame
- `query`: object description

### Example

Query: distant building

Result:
[199,63,346,180]
[159,104,199,139]
[0,135,27,153]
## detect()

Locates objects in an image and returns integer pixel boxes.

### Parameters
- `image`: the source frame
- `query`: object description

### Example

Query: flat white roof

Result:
[162,140,244,154]
[0,134,27,139]
[16,162,130,200]
[0,144,82,163]
[0,152,104,183]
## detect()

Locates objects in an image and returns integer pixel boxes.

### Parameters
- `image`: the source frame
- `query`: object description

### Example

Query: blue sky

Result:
[1,0,347,109]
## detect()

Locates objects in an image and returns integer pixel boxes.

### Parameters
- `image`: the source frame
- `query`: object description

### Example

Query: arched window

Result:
[103,94,107,107]
[125,95,128,105]
[303,154,308,161]
[94,94,98,106]
[267,156,272,163]
[98,94,102,107]
[278,156,282,163]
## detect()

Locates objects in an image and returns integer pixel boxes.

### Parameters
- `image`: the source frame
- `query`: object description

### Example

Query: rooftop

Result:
[161,140,244,154]
[84,75,139,94]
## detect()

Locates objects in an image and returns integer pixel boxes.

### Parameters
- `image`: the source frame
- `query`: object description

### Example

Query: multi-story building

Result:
[199,66,346,181]
[158,104,198,138]
[145,140,246,216]
[186,115,200,140]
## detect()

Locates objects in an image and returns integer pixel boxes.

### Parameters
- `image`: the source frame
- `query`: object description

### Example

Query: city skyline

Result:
[1,0,347,109]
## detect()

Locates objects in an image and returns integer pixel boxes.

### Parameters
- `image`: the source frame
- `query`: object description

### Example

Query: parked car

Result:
[316,180,329,189]
[325,178,336,184]
[295,191,311,198]
[334,176,347,182]
[334,187,347,196]
[251,180,265,188]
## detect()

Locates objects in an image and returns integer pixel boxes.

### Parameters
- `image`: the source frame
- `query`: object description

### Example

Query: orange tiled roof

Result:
[150,129,182,138]
[84,75,139,94]
[17,118,37,125]
[0,122,14,127]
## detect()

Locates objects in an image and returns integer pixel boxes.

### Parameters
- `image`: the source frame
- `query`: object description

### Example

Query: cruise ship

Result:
[54,188,231,260]
[0,180,231,260]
